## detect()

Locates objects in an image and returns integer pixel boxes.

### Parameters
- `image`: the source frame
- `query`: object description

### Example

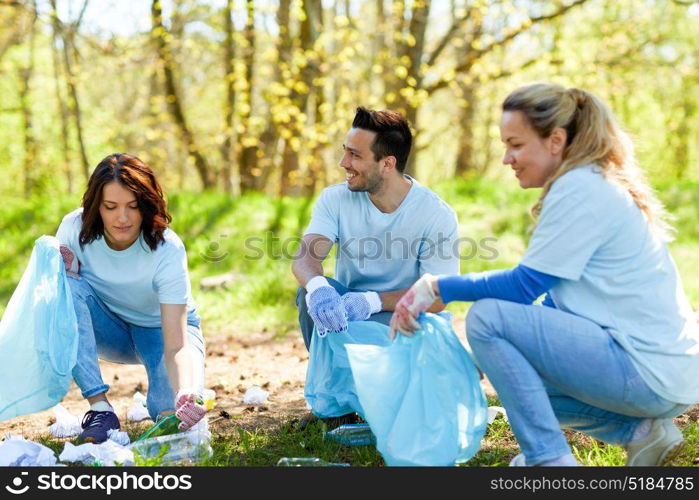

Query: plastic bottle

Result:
[276,457,350,467]
[325,423,376,446]
[134,414,181,442]
[130,430,213,465]
[135,397,205,442]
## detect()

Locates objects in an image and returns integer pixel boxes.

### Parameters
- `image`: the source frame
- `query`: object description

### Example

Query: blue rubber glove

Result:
[341,292,383,321]
[307,282,348,337]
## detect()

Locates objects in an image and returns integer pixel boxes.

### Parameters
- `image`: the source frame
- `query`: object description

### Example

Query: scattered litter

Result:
[127,391,150,422]
[128,419,212,465]
[326,424,376,446]
[48,404,82,438]
[202,389,216,410]
[277,457,349,467]
[60,440,134,466]
[107,429,131,446]
[0,436,58,466]
[243,386,268,405]
[487,406,508,424]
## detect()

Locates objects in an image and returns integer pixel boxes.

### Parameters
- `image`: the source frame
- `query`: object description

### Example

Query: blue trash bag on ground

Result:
[304,321,391,418]
[346,313,487,466]
[0,236,79,421]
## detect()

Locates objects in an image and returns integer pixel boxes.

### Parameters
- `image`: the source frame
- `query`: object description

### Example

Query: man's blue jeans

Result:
[296,277,393,351]
[68,275,206,420]
[466,298,689,465]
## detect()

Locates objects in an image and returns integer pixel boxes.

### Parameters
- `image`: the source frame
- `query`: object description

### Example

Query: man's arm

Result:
[379,288,445,313]
[292,233,334,287]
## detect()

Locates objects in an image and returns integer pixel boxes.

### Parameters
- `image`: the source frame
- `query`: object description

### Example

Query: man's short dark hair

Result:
[352,107,412,172]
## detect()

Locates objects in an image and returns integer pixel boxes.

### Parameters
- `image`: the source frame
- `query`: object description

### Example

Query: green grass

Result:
[2,177,698,466]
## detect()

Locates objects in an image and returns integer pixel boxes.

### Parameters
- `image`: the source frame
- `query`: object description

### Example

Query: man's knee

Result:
[465,298,501,343]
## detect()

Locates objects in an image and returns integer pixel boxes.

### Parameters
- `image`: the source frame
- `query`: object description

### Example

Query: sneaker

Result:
[78,410,121,444]
[625,419,684,466]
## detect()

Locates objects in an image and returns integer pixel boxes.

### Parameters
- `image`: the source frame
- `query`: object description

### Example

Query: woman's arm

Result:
[160,303,195,393]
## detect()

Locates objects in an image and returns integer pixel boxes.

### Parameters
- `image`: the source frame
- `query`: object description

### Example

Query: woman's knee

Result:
[67,274,92,300]
[466,298,502,343]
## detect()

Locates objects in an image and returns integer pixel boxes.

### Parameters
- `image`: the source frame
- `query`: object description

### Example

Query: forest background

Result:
[1,0,698,467]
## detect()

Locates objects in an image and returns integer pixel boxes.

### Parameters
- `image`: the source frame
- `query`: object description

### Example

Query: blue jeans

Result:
[466,299,689,465]
[296,278,393,351]
[68,275,206,420]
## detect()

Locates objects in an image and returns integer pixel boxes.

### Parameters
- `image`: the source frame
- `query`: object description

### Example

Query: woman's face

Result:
[499,110,564,188]
[99,181,143,250]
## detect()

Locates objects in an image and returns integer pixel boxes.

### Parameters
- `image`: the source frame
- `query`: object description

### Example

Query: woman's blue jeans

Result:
[466,298,689,465]
[67,275,206,420]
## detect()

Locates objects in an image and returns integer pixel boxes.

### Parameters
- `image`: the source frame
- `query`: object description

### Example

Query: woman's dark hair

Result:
[79,153,172,251]
[352,107,412,172]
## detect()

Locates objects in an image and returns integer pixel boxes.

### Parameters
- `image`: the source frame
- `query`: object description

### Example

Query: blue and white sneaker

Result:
[78,410,121,444]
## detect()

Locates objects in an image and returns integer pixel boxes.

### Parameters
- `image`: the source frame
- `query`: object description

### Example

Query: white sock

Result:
[631,418,653,442]
[90,401,114,412]
[538,453,580,466]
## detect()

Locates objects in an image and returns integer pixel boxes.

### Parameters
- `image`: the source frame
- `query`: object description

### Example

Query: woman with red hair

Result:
[57,153,206,443]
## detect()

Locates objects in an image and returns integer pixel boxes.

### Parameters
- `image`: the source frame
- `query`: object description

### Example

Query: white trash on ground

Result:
[0,435,58,466]
[60,440,134,466]
[487,406,508,424]
[48,404,82,438]
[107,429,131,446]
[127,391,150,422]
[243,386,268,405]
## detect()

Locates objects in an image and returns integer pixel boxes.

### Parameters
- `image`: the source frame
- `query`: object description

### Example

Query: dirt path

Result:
[0,330,312,439]
[0,317,495,440]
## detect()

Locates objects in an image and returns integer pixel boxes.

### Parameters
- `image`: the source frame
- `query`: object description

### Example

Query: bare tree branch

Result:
[424,0,590,95]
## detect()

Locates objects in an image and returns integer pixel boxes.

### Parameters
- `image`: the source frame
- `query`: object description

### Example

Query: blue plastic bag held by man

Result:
[0,236,79,421]
[305,312,487,466]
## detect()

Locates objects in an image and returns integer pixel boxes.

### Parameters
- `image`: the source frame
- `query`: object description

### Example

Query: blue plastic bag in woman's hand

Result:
[346,313,487,466]
[0,236,79,421]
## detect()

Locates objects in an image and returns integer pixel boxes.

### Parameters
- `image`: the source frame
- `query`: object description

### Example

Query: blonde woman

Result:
[390,82,698,466]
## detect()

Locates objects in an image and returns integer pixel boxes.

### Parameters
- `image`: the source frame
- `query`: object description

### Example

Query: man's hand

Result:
[175,390,207,431]
[389,274,439,340]
[306,276,348,336]
[341,291,382,321]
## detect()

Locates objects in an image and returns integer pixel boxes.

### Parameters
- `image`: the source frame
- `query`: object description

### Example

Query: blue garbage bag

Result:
[346,313,487,466]
[304,321,391,418]
[0,236,79,421]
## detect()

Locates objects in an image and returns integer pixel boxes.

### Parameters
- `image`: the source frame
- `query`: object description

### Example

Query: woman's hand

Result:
[175,389,207,431]
[389,274,439,340]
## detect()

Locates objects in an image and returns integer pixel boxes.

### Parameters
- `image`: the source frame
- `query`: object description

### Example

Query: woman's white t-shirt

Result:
[56,208,198,328]
[522,165,699,404]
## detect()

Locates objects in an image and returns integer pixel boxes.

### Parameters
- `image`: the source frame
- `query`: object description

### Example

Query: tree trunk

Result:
[50,2,73,193]
[51,0,90,183]
[454,83,477,176]
[18,3,37,197]
[238,0,258,193]
[220,0,236,194]
[151,0,213,189]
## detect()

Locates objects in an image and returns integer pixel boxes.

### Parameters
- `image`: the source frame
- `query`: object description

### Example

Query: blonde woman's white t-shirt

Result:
[522,165,699,404]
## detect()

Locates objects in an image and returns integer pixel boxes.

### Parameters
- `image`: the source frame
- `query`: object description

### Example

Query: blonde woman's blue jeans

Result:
[466,298,688,465]
[67,275,205,421]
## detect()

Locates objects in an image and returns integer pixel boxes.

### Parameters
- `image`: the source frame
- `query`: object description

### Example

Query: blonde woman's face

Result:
[499,110,563,189]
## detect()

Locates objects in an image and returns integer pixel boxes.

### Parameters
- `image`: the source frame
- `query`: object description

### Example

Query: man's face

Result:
[339,128,384,193]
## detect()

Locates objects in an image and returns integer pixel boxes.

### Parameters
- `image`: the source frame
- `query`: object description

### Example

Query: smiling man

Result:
[292,107,460,355]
